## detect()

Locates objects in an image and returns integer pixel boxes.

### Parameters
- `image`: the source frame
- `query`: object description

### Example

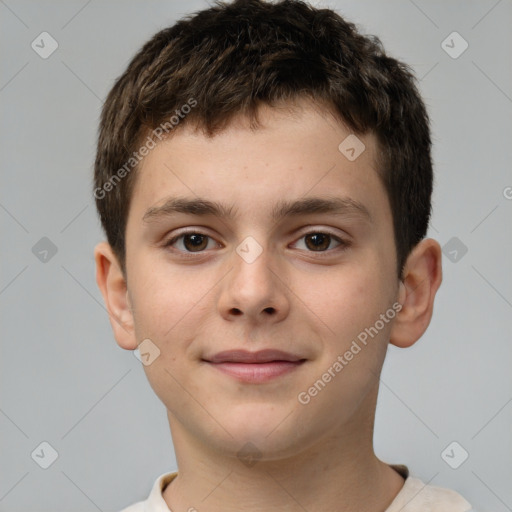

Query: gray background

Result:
[1,0,511,511]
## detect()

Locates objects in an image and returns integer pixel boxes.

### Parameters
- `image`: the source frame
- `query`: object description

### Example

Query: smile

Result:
[204,349,306,383]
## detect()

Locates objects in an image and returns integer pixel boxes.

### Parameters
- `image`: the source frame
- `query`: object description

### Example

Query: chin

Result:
[203,405,318,462]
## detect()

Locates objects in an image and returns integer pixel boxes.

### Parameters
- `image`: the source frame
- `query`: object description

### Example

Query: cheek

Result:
[128,262,225,373]
[129,268,206,394]
[130,284,171,339]
[295,259,395,361]
[128,264,200,341]
[301,265,382,325]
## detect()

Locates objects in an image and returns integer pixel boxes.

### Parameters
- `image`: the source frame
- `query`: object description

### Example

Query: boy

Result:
[93,0,475,510]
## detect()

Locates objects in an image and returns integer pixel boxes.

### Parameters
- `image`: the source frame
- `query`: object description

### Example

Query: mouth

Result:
[203,349,307,383]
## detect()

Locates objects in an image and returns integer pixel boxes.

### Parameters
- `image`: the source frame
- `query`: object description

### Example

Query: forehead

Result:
[127,101,388,227]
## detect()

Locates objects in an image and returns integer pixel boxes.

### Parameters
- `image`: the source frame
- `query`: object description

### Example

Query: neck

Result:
[163,387,405,512]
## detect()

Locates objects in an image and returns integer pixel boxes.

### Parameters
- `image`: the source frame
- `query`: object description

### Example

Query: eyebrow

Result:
[142,196,371,223]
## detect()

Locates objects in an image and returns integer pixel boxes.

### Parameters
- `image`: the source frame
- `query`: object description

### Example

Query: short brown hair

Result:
[94,0,433,277]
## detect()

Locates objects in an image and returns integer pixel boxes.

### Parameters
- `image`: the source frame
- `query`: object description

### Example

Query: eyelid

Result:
[293,225,347,238]
[292,224,350,241]
[165,228,219,243]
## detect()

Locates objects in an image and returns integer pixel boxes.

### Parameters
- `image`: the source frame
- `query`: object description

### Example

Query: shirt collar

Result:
[146,465,411,512]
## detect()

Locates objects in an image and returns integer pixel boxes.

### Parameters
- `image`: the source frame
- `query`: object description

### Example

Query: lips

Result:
[204,349,306,383]
[207,349,303,364]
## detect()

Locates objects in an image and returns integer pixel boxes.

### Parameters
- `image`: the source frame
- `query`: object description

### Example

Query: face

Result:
[122,101,401,459]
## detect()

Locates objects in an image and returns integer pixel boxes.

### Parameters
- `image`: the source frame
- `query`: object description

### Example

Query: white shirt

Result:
[119,464,475,512]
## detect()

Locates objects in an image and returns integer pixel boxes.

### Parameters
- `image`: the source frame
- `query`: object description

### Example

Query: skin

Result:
[95,99,442,512]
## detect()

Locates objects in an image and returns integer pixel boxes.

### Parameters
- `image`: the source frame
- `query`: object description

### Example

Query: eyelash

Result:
[163,229,350,257]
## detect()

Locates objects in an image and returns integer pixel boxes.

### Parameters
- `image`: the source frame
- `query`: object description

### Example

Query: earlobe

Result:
[389,238,442,348]
[94,242,138,350]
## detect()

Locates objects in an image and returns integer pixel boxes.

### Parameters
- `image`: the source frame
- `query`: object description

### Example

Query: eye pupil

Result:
[305,233,330,251]
[184,234,208,251]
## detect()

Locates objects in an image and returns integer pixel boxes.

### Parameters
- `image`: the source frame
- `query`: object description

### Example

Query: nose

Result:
[217,242,290,325]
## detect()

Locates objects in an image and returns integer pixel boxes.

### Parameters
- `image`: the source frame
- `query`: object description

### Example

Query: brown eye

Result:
[182,233,208,251]
[165,232,217,253]
[293,231,346,253]
[304,233,333,251]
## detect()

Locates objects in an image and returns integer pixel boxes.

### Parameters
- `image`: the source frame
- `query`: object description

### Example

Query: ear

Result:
[389,238,442,348]
[94,242,137,350]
